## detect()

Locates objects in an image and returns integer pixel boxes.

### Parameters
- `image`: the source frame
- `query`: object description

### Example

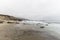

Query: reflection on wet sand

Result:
[0,24,59,40]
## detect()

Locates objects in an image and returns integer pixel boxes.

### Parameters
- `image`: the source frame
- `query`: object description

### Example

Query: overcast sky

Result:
[0,0,60,20]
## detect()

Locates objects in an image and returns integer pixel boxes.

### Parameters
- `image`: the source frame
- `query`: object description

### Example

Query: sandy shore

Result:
[0,23,59,40]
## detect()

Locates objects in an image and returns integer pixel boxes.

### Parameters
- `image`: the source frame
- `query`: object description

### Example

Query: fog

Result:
[0,0,60,21]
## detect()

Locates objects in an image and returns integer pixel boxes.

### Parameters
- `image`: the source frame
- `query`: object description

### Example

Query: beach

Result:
[0,23,60,40]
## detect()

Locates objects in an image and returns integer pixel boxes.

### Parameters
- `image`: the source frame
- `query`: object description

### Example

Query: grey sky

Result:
[0,0,60,20]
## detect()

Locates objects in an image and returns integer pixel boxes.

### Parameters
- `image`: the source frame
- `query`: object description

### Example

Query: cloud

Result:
[0,0,60,20]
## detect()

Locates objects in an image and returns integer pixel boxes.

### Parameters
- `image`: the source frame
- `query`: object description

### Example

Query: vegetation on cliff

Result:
[0,14,28,21]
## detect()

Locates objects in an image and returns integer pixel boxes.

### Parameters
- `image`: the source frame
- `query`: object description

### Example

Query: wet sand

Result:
[0,23,59,40]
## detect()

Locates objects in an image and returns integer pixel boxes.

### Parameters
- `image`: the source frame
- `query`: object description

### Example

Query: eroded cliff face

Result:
[0,14,23,21]
[0,14,25,24]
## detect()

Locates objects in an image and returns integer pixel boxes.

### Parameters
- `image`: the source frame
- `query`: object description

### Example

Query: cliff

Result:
[0,14,26,21]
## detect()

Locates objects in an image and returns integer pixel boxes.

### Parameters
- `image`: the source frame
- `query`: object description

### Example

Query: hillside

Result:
[0,14,27,21]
